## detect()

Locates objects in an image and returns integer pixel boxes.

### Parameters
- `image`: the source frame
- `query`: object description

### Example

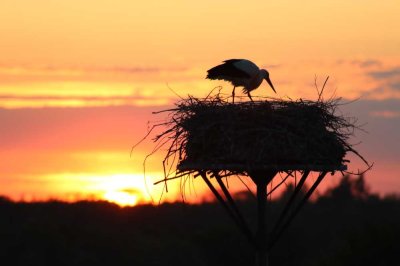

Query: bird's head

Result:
[261,69,276,93]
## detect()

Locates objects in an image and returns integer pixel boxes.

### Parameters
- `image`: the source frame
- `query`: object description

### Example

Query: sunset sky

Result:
[1,1,399,206]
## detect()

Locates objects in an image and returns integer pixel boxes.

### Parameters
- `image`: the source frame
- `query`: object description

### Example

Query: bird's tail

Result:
[206,65,226,80]
[206,62,250,80]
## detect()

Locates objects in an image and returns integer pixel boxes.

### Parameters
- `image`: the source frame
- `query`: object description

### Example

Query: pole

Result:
[250,170,276,266]
[256,178,268,266]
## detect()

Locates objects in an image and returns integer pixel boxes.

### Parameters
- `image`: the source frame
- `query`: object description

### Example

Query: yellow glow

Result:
[103,190,138,206]
[12,173,157,206]
[2,57,400,108]
[0,0,399,66]
[0,97,171,109]
[0,82,134,96]
[0,79,211,108]
[90,173,155,206]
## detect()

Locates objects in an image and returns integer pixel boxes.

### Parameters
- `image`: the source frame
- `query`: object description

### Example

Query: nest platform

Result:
[147,93,368,266]
[154,96,355,178]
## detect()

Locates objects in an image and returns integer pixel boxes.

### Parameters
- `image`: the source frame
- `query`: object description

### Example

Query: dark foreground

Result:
[1,176,399,266]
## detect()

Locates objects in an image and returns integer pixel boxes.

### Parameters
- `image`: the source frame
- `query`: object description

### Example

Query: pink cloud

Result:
[369,110,400,118]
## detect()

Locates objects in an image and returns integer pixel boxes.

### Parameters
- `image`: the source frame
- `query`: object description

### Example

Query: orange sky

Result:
[1,1,399,205]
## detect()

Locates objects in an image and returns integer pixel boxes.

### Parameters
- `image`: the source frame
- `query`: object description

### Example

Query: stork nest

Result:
[142,92,369,184]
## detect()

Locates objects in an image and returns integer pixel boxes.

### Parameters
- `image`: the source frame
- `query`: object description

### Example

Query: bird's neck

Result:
[249,71,264,89]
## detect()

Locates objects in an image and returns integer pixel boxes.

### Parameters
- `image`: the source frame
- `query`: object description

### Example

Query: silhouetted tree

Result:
[325,174,373,201]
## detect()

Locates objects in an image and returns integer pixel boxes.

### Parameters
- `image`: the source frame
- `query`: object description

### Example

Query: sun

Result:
[94,173,153,206]
[103,190,139,206]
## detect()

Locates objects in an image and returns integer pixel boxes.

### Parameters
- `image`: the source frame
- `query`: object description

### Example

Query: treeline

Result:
[0,175,399,266]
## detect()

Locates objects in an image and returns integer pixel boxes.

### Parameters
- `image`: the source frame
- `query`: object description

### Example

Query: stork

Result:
[206,59,276,102]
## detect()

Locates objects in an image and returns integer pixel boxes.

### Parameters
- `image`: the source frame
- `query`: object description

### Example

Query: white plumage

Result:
[206,59,276,102]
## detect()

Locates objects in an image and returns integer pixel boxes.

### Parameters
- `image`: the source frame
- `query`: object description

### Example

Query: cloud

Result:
[95,66,187,74]
[260,64,281,69]
[0,65,188,84]
[389,82,400,91]
[369,110,400,118]
[91,66,161,74]
[352,98,400,114]
[0,94,150,101]
[0,105,170,151]
[361,86,400,100]
[368,67,400,79]
[0,93,174,109]
[351,59,382,68]
[338,99,400,163]
[121,188,142,194]
[1,99,399,198]
[362,65,400,98]
[0,65,185,76]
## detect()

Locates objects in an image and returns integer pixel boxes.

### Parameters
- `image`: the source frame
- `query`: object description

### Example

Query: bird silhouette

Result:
[206,59,276,102]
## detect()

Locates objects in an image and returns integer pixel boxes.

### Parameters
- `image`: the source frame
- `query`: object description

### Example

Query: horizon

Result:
[1,1,400,206]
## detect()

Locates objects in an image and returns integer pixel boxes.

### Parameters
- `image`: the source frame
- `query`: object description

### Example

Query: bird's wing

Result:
[206,61,252,80]
[222,59,245,64]
[231,59,260,77]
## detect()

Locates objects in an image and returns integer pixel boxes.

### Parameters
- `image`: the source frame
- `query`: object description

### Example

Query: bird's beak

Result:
[265,76,276,93]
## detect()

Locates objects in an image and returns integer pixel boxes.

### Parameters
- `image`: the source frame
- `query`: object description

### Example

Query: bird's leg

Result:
[247,91,254,102]
[232,86,236,103]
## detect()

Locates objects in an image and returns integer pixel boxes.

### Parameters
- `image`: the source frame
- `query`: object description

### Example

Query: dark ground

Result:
[0,175,399,266]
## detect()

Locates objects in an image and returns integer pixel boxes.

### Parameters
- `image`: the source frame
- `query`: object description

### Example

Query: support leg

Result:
[268,171,328,250]
[214,174,254,245]
[199,172,255,247]
[271,171,310,236]
[247,91,254,102]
